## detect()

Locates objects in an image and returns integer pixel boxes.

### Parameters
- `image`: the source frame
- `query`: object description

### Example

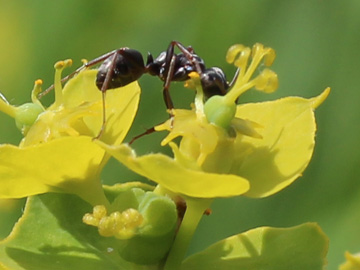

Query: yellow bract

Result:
[98,87,329,199]
[96,141,250,198]
[0,136,107,205]
[233,88,330,197]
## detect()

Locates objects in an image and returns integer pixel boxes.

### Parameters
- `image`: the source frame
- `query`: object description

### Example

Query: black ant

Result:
[40,41,234,140]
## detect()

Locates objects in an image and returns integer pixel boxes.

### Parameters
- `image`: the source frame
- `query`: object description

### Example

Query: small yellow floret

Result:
[83,206,144,240]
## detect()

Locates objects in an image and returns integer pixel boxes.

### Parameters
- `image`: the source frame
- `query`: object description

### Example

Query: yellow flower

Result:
[0,60,140,205]
[339,252,360,270]
[98,43,329,199]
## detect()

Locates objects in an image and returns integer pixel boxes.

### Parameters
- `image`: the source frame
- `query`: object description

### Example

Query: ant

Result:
[40,41,234,140]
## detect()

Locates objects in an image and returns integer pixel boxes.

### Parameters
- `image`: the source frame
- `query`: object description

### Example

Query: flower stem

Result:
[164,198,212,270]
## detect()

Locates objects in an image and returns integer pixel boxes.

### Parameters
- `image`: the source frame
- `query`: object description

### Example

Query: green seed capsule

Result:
[204,95,236,129]
[15,103,44,133]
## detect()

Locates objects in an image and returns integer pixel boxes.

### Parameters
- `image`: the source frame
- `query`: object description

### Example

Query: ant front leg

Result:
[38,50,118,98]
[162,54,176,112]
[128,126,156,145]
[170,41,204,74]
[161,41,205,112]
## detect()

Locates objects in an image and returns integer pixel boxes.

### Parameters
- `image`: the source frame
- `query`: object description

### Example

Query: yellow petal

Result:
[96,142,250,198]
[0,136,108,206]
[233,89,329,198]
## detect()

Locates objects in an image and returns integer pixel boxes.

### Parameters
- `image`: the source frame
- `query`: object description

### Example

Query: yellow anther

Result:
[54,59,73,70]
[83,206,143,240]
[35,79,43,85]
[82,213,100,226]
[64,59,73,68]
[264,48,276,66]
[254,69,278,93]
[226,44,246,64]
[98,216,115,237]
[93,205,107,219]
[54,61,65,69]
[122,208,144,228]
[188,71,200,79]
[184,72,201,89]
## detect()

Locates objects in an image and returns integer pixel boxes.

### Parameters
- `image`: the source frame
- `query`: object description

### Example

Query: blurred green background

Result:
[0,0,359,269]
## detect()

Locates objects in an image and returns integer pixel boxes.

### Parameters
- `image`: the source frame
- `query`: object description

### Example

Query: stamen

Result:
[187,72,205,119]
[31,79,45,110]
[53,59,73,107]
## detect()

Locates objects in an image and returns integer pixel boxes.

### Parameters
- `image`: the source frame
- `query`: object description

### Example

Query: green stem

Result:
[164,198,212,270]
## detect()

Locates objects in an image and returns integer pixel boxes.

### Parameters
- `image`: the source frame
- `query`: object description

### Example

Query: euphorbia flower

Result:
[97,44,329,269]
[339,251,360,270]
[0,60,140,205]
[98,43,330,200]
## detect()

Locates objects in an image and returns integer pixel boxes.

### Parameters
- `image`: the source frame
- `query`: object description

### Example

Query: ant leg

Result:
[93,49,124,140]
[161,41,206,122]
[170,41,203,74]
[38,50,119,98]
[128,127,156,145]
[229,68,240,88]
[161,41,205,112]
[162,54,176,111]
[163,41,207,110]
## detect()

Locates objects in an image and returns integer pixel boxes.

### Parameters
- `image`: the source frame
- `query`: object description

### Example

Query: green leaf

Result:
[0,193,138,270]
[181,223,329,270]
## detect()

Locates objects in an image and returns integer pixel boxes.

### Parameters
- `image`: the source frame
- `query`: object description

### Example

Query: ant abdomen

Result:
[96,48,146,91]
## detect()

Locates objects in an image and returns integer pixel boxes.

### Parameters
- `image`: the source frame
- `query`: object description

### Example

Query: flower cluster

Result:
[0,43,329,269]
[99,43,329,200]
[0,59,140,205]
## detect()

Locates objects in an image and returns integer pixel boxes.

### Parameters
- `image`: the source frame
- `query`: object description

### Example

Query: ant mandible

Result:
[40,41,232,139]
